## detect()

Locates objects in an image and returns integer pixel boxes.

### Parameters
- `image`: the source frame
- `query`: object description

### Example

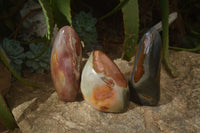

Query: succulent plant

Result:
[0,38,25,75]
[25,43,52,73]
[130,28,162,106]
[73,11,97,48]
[81,50,129,112]
[51,26,82,102]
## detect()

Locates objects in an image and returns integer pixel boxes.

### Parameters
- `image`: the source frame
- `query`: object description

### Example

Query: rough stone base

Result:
[6,51,200,133]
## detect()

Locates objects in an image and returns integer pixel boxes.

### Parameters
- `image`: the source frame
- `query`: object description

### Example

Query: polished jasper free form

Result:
[51,26,82,102]
[130,28,162,106]
[81,50,129,112]
[51,25,162,112]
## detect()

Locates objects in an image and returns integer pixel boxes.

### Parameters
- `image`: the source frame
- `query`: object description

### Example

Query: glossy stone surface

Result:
[130,28,162,105]
[51,26,82,102]
[81,50,129,112]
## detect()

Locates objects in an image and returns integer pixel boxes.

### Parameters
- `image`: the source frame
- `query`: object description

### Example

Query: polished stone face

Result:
[130,28,162,105]
[51,26,82,102]
[81,50,129,112]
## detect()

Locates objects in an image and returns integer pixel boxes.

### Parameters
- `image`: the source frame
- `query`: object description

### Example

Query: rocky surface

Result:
[6,51,200,133]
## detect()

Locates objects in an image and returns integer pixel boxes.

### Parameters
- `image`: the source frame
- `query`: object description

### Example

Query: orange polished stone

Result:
[81,50,129,112]
[134,41,146,83]
[51,26,82,102]
[93,50,127,87]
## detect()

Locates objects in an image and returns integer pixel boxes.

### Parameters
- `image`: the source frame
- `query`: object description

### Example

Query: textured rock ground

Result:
[6,51,200,133]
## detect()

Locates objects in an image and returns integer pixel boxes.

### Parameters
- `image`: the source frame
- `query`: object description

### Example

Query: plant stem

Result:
[20,38,47,45]
[0,49,38,88]
[160,0,178,77]
[29,39,50,60]
[99,0,129,21]
[169,46,200,52]
[14,8,42,40]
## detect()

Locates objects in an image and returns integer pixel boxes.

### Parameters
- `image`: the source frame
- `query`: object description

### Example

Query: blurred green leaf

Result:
[55,0,72,26]
[0,94,17,130]
[121,0,139,61]
[38,0,54,40]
